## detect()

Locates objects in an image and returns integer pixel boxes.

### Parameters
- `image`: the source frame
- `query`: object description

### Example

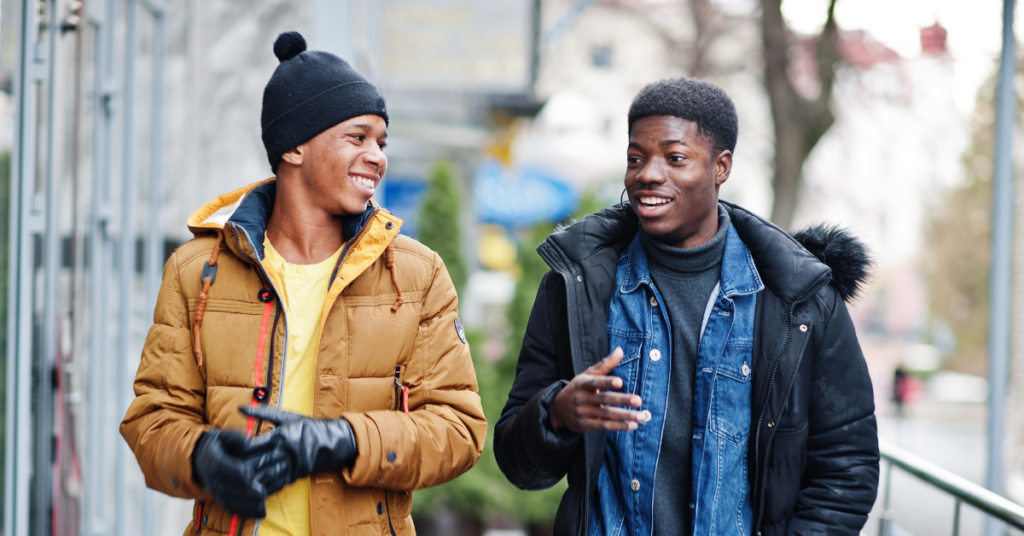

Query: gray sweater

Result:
[641,205,729,535]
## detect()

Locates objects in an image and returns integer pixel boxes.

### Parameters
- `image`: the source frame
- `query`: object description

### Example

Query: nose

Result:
[635,158,666,187]
[363,144,387,171]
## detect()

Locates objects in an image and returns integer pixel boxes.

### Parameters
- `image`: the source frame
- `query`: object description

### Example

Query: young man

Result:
[495,78,879,536]
[121,32,486,536]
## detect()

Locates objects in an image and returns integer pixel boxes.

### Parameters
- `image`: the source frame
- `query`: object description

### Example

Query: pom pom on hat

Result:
[273,31,307,62]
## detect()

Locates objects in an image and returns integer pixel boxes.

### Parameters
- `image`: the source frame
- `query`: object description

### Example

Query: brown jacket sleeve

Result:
[120,250,211,498]
[341,253,487,490]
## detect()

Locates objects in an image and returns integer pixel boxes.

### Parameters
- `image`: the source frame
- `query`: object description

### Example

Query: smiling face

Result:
[625,115,731,249]
[281,113,388,217]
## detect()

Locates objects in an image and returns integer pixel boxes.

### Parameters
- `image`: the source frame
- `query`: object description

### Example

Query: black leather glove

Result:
[191,429,268,518]
[239,406,359,496]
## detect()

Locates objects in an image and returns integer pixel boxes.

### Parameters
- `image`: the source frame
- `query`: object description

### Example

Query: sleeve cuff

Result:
[536,380,582,450]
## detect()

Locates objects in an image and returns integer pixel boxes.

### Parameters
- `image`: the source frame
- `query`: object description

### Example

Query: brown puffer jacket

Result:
[120,179,487,536]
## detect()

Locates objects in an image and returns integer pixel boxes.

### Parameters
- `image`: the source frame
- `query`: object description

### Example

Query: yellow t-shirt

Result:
[258,237,343,536]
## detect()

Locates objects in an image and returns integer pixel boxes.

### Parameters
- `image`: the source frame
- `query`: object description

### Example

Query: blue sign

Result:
[474,160,577,228]
[382,178,427,238]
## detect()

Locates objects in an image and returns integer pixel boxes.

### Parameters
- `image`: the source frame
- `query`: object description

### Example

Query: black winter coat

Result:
[494,202,880,536]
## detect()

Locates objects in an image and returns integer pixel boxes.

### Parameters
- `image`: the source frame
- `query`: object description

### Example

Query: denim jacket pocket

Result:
[709,342,753,445]
[607,330,645,395]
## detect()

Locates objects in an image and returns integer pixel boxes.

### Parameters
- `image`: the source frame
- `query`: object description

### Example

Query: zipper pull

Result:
[394,366,409,415]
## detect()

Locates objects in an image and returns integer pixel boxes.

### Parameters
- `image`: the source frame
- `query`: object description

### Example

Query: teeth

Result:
[352,176,375,190]
[639,197,669,205]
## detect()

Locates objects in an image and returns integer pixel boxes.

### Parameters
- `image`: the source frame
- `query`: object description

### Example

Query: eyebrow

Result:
[628,139,688,149]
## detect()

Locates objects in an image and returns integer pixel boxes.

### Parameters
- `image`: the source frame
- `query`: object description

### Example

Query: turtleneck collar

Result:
[640,204,730,275]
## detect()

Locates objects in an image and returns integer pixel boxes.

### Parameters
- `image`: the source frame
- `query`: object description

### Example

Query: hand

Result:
[191,429,268,518]
[239,406,359,496]
[550,348,646,433]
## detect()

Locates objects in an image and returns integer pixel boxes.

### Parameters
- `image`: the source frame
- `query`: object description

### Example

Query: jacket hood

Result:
[541,200,871,305]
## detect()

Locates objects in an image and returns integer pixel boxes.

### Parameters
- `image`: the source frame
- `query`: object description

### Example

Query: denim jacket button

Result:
[630,479,640,492]
[649,349,662,361]
[799,324,808,332]
[742,364,750,377]
[640,410,652,422]
[649,296,658,307]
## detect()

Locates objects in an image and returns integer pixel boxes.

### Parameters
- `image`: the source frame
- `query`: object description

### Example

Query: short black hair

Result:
[627,77,738,155]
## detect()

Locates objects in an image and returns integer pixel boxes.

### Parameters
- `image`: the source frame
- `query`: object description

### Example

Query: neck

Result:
[669,202,721,249]
[266,173,346,265]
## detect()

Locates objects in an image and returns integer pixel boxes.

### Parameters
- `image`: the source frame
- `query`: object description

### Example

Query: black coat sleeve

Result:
[494,272,582,491]
[788,289,880,535]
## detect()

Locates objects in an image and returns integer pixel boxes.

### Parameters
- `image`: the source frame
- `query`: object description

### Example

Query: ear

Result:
[280,143,306,167]
[713,150,732,187]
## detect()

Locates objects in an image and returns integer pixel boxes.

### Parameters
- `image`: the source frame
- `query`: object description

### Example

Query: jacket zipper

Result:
[255,306,281,437]
[230,224,291,410]
[328,206,379,289]
[384,492,398,536]
[751,275,830,531]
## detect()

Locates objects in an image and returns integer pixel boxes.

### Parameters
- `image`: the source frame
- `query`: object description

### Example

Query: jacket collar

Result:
[541,200,826,305]
[618,222,764,298]
[186,179,382,264]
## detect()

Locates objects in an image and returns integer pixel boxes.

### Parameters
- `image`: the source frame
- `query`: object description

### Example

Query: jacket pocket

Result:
[709,342,753,444]
[607,331,645,395]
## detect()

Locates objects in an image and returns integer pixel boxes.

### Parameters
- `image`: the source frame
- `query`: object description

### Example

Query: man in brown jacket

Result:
[120,31,486,536]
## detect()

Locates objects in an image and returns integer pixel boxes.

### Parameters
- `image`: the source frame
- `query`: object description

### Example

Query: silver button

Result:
[649,349,662,361]
[742,364,750,377]
[767,421,774,428]
[630,479,640,492]
[799,324,808,332]
[577,275,583,282]
[650,296,658,307]
[640,410,652,422]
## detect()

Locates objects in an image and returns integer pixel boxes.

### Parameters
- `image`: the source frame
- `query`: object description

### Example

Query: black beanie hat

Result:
[261,31,389,173]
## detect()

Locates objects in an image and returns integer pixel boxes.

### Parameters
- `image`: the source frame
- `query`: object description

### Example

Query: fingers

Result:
[581,390,642,409]
[239,405,305,425]
[586,347,624,376]
[213,429,250,453]
[578,416,641,431]
[576,374,624,391]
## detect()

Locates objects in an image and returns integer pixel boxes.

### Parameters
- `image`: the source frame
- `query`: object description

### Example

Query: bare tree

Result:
[761,0,840,230]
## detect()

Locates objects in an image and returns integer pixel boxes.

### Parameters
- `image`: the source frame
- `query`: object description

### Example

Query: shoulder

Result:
[391,234,441,274]
[170,234,221,275]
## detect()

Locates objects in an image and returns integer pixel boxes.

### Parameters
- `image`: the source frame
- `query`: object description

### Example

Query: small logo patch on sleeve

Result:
[454,318,467,344]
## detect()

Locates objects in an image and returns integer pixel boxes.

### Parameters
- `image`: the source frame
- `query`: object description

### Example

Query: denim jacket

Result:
[591,223,764,536]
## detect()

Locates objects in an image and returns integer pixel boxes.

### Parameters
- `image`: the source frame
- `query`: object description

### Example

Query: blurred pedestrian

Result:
[893,364,909,417]
[120,31,485,536]
[494,78,879,536]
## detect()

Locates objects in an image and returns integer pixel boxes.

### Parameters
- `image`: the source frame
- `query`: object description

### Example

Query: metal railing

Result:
[878,439,1024,535]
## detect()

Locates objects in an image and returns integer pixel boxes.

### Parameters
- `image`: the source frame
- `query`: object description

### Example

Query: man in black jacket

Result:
[494,78,879,536]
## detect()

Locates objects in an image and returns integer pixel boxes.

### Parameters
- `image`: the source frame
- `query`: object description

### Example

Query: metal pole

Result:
[87,0,116,532]
[986,1,1017,536]
[115,1,138,534]
[140,4,166,534]
[879,461,893,536]
[36,0,62,532]
[953,499,961,536]
[5,0,40,534]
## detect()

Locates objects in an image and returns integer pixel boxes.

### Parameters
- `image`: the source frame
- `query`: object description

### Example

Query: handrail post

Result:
[879,461,893,536]
[953,499,961,536]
